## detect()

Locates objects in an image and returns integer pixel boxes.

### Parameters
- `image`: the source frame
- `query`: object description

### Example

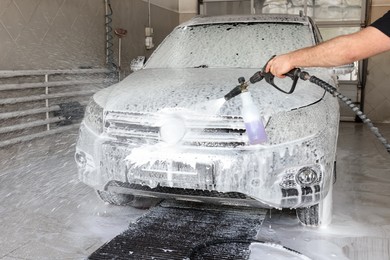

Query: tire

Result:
[296,184,333,227]
[296,204,320,226]
[96,190,161,209]
[96,190,135,206]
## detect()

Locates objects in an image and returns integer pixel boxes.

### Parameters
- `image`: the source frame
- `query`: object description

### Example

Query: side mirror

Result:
[130,56,146,72]
[331,63,355,75]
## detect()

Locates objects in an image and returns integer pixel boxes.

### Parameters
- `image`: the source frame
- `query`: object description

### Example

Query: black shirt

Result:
[370,11,390,37]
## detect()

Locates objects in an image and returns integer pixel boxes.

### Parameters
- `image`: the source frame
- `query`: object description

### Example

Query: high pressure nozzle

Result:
[224,77,249,101]
[224,85,242,101]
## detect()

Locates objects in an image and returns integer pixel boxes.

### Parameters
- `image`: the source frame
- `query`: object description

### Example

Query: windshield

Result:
[145,22,315,69]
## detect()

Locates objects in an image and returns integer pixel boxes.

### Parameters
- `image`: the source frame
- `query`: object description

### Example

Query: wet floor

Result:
[0,122,389,259]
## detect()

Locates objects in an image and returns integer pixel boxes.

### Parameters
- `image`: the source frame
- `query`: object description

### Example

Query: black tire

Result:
[296,204,319,226]
[96,190,135,206]
[96,190,161,209]
[296,185,333,227]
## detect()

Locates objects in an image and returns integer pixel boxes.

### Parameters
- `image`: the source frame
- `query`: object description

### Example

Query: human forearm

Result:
[288,36,358,67]
[266,26,390,77]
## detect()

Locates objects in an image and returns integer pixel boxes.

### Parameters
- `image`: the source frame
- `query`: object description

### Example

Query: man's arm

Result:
[266,26,390,78]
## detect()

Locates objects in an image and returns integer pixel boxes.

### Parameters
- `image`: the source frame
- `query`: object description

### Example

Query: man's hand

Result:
[265,54,295,78]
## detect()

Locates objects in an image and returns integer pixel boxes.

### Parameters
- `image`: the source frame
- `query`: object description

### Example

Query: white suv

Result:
[75,14,341,227]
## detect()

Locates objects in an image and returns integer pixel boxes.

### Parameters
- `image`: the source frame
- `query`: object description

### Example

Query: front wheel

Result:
[96,190,161,209]
[296,185,333,227]
[97,190,135,206]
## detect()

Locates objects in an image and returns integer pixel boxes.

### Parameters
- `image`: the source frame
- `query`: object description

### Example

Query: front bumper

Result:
[75,120,337,209]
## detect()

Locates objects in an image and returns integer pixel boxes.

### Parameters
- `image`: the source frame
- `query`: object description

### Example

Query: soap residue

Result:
[249,242,312,260]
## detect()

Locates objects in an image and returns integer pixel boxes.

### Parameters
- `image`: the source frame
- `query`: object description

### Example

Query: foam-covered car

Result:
[75,14,344,226]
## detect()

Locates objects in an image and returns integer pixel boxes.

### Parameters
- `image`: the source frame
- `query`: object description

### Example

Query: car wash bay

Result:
[1,123,390,259]
[1,0,390,259]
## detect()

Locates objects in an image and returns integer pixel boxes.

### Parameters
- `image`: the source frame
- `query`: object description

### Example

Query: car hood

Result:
[98,68,327,117]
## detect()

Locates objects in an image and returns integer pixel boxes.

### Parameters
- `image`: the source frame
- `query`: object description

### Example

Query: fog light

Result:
[75,151,87,168]
[296,167,318,186]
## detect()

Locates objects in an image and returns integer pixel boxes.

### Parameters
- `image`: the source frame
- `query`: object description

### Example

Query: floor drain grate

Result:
[88,200,267,259]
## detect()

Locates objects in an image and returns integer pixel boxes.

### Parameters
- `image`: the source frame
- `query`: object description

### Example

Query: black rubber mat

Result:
[89,200,267,260]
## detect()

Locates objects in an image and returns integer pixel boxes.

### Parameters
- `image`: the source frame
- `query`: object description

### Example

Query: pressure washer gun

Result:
[224,56,305,101]
[224,56,390,153]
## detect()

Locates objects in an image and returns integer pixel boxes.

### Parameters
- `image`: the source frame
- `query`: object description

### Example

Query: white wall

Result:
[0,0,105,70]
[0,0,184,73]
[142,0,198,23]
[142,0,197,13]
[372,0,390,6]
[179,0,198,13]
[142,0,179,12]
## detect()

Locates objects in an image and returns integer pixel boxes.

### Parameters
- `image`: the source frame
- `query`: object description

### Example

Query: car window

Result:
[145,22,314,69]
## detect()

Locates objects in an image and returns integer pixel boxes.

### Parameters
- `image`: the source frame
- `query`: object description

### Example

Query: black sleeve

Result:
[370,11,390,37]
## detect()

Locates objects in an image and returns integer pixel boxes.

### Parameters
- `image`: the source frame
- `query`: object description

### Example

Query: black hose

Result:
[105,0,115,70]
[308,75,390,154]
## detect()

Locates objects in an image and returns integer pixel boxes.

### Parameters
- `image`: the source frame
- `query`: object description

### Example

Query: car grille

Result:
[104,111,246,147]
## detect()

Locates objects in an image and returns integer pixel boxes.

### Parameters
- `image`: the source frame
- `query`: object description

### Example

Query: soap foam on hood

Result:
[99,68,326,117]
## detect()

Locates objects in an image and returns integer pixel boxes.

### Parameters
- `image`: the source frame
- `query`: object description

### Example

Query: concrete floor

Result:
[0,122,389,259]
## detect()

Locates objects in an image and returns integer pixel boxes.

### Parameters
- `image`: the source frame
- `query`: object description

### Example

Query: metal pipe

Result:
[0,68,109,148]
[0,90,97,105]
[0,117,66,135]
[0,101,89,120]
[114,28,127,80]
[0,107,60,120]
[148,0,151,28]
[105,0,110,65]
[0,79,104,91]
[119,38,121,69]
[45,74,50,130]
[0,124,80,148]
[0,68,110,78]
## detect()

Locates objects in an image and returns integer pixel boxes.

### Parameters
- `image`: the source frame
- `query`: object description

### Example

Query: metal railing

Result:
[0,68,114,148]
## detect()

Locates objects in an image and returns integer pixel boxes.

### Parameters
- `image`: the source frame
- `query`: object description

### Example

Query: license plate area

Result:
[101,142,132,182]
[128,160,215,190]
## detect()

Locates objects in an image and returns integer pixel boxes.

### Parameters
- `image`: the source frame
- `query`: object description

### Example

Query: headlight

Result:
[84,98,104,134]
